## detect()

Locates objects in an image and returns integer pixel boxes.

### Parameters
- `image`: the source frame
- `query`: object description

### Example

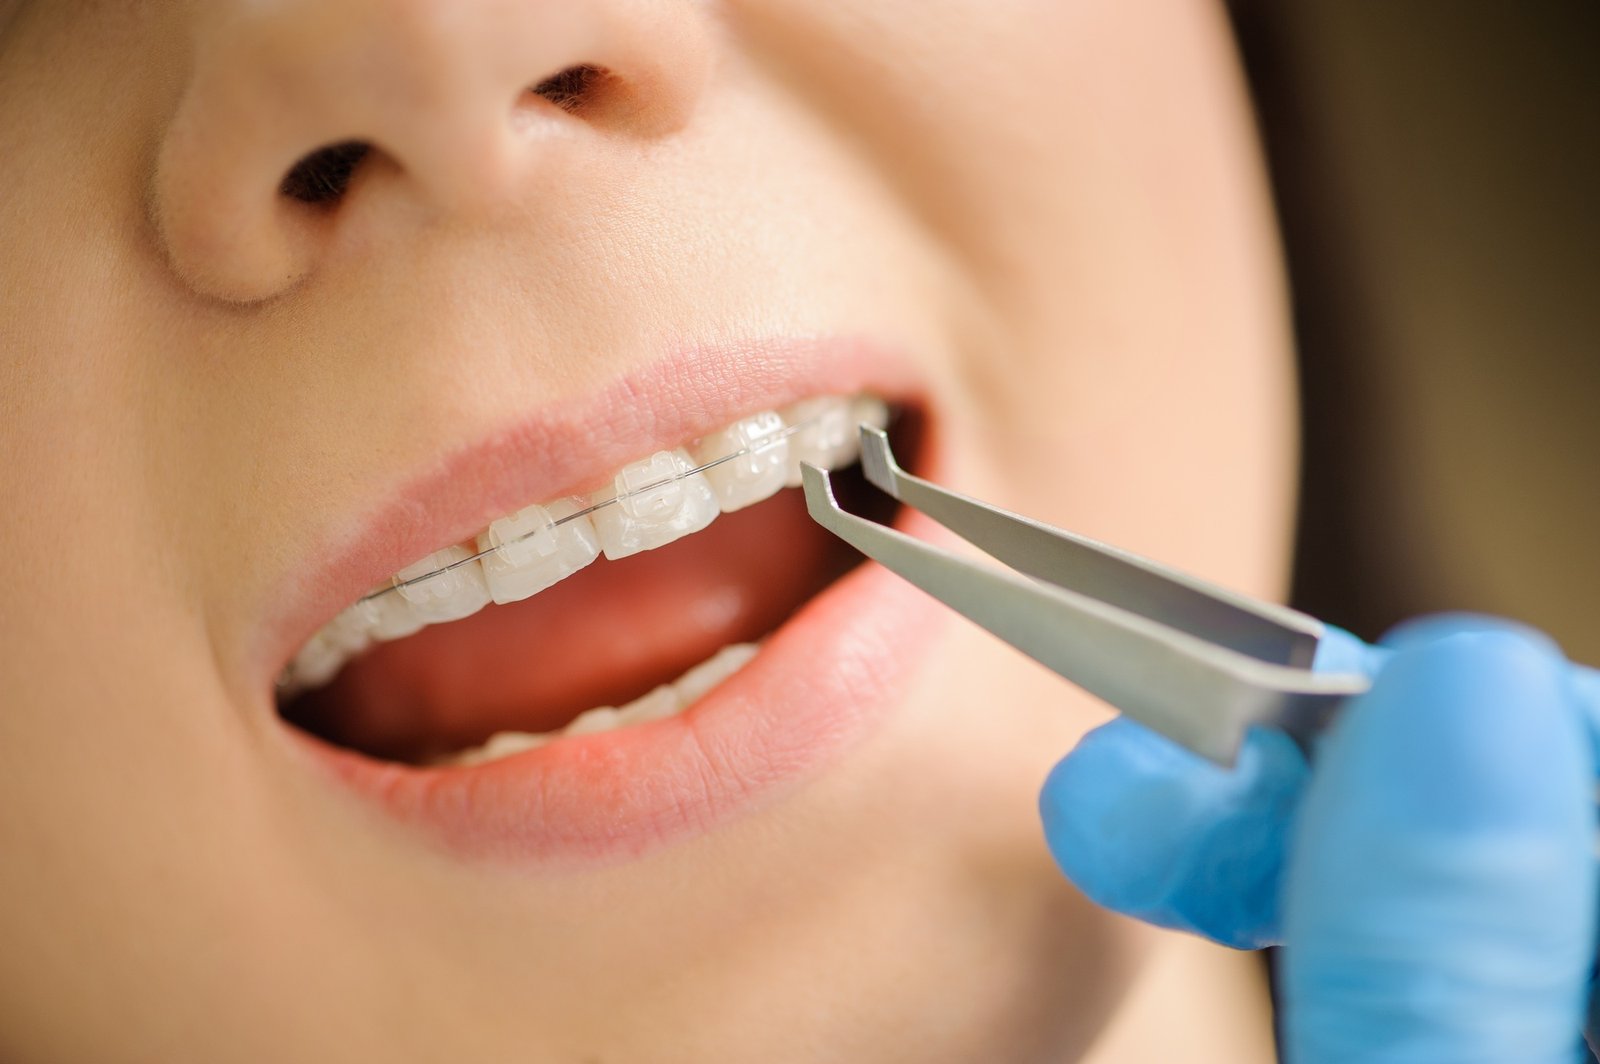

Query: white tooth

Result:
[852,394,890,434]
[432,645,765,763]
[366,591,427,641]
[693,410,790,513]
[394,546,492,624]
[782,395,862,486]
[477,496,600,605]
[458,730,551,766]
[590,448,718,560]
[564,705,622,736]
[285,603,382,692]
[615,685,683,726]
[289,632,346,689]
[673,642,760,705]
[323,604,375,656]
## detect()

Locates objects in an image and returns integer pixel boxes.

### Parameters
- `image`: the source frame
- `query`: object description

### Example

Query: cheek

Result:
[0,0,1268,1054]
[730,1,1292,592]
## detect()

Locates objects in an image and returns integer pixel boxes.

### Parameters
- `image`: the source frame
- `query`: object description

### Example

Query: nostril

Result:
[271,64,625,212]
[528,64,611,115]
[280,140,373,206]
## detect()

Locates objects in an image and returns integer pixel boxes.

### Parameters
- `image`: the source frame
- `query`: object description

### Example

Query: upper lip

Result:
[252,335,926,695]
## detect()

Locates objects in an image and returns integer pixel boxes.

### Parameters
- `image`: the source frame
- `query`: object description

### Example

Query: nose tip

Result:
[152,0,711,304]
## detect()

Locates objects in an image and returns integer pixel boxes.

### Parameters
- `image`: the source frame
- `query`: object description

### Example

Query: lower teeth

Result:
[437,642,760,766]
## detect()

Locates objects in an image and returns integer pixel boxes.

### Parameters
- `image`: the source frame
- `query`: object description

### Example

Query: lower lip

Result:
[280,537,946,865]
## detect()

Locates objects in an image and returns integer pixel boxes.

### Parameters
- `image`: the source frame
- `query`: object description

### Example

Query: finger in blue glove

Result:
[1283,618,1597,1062]
[1037,625,1377,949]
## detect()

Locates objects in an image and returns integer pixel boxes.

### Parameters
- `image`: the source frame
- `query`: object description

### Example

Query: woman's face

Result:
[0,2,1292,1059]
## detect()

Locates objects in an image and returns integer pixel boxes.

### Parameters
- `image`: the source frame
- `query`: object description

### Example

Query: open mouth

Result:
[276,394,920,771]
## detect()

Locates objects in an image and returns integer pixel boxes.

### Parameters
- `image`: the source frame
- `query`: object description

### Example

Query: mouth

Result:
[279,393,904,764]
[266,341,947,863]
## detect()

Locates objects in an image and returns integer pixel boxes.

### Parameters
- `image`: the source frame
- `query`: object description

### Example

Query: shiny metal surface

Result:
[803,427,1370,765]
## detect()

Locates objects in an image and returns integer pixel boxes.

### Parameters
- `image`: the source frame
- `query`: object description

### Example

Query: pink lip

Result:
[261,335,944,864]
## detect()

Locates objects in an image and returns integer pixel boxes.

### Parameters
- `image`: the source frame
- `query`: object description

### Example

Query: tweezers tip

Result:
[799,462,836,523]
[858,425,899,497]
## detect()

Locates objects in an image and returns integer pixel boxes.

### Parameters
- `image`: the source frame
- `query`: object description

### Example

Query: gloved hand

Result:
[1039,615,1600,1061]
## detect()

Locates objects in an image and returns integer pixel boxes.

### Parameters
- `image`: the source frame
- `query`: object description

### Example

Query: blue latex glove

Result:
[1040,615,1600,1061]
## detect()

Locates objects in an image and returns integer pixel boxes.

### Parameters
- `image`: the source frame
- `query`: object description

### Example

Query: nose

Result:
[153,0,711,303]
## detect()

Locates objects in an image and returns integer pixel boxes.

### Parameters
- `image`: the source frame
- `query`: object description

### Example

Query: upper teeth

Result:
[280,394,887,695]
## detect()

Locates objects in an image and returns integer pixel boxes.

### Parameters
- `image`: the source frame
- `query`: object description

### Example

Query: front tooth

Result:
[590,448,718,560]
[693,410,790,513]
[565,705,622,736]
[673,642,760,705]
[393,546,493,624]
[614,685,682,726]
[477,496,600,604]
[782,395,863,485]
[457,730,550,766]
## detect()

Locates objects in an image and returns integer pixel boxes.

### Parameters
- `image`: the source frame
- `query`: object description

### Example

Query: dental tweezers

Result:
[800,427,1369,766]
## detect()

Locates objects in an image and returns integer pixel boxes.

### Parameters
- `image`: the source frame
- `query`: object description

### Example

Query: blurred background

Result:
[1228,4,1599,1053]
[1227,1,1599,657]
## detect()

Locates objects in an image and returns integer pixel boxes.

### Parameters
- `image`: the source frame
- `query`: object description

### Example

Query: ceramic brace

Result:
[362,408,842,604]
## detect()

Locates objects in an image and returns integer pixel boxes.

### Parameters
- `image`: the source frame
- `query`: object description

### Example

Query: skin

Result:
[0,2,1291,1061]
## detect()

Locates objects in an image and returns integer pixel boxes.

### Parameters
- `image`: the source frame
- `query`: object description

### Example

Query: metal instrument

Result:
[801,426,1370,765]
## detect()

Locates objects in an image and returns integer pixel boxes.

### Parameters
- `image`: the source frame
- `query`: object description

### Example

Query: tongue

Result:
[286,490,849,761]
